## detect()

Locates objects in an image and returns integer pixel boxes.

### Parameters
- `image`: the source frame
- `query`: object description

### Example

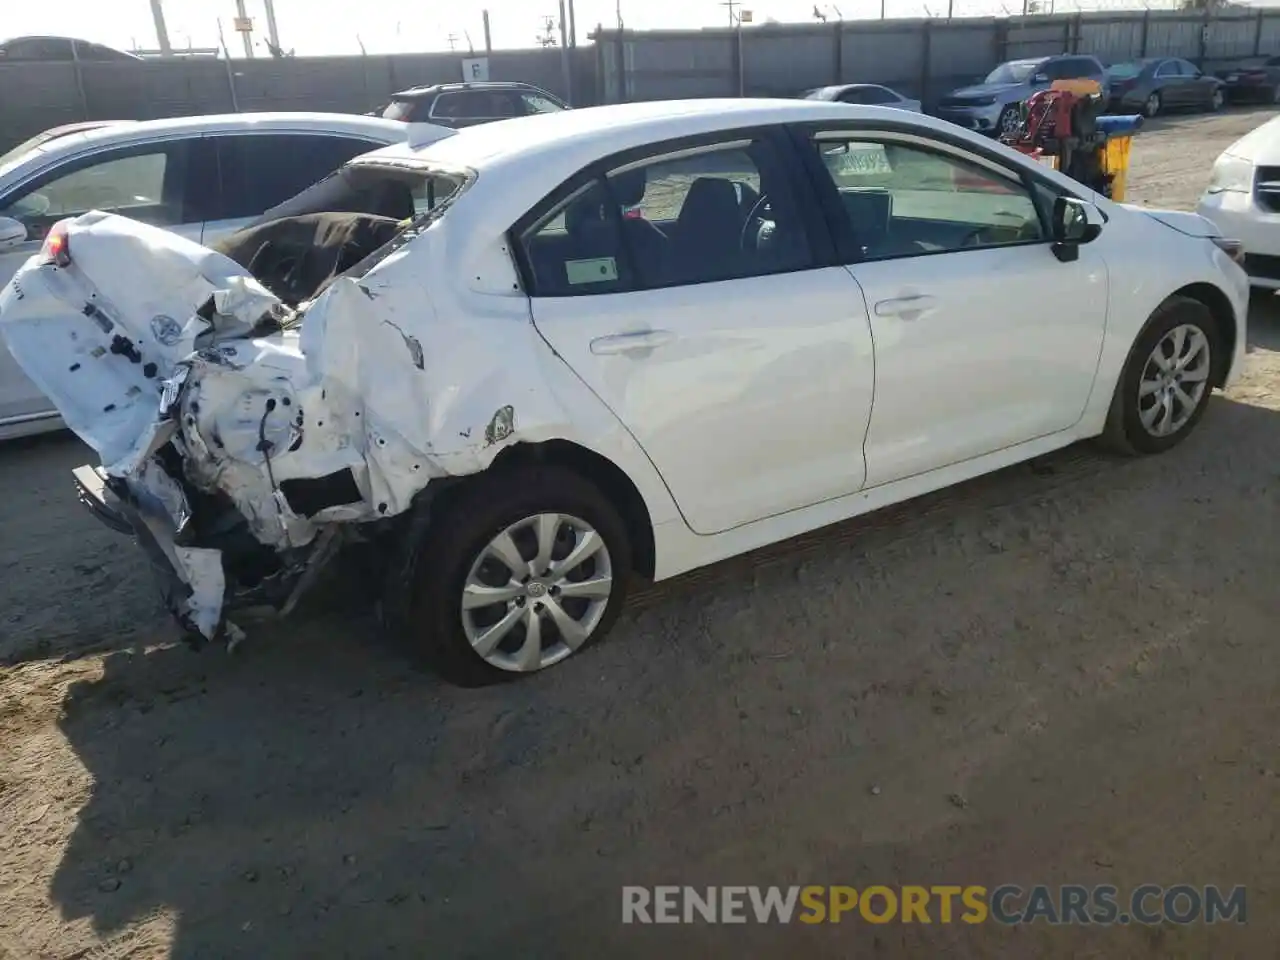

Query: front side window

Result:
[810,136,1044,262]
[985,60,1041,84]
[433,91,523,121]
[0,144,186,241]
[519,137,813,296]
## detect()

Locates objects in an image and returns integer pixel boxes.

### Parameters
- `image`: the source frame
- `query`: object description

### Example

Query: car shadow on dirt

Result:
[42,387,1280,958]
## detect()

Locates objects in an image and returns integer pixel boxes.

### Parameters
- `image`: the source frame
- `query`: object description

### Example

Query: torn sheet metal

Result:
[0,211,574,637]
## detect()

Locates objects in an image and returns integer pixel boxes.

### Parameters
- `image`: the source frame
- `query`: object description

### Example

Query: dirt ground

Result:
[2,107,1280,960]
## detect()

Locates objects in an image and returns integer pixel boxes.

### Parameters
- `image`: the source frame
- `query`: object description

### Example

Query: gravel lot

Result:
[2,108,1280,960]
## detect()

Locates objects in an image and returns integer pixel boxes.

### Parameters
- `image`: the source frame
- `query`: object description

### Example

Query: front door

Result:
[518,134,876,535]
[795,129,1108,488]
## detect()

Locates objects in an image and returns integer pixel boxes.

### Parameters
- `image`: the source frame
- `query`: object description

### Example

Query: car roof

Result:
[0,112,410,182]
[355,98,1014,227]
[391,80,546,99]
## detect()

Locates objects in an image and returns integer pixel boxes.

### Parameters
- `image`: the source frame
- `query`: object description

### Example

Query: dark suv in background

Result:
[935,54,1108,137]
[376,81,568,127]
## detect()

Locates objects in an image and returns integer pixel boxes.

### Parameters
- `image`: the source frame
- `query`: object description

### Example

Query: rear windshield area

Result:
[252,161,468,228]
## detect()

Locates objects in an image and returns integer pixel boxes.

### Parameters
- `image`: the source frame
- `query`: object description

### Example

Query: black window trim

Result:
[509,123,837,298]
[784,119,1063,266]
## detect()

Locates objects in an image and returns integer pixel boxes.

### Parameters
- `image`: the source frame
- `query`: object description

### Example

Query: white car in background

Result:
[0,112,450,440]
[802,83,922,112]
[0,99,1248,685]
[1197,113,1280,290]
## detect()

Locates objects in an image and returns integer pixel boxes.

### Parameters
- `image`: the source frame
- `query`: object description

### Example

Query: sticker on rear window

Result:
[565,257,618,285]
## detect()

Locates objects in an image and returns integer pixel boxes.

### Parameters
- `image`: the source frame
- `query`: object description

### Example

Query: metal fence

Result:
[596,8,1280,108]
[2,9,1279,156]
[0,47,596,154]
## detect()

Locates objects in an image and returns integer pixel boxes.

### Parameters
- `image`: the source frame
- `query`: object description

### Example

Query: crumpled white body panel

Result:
[0,211,574,549]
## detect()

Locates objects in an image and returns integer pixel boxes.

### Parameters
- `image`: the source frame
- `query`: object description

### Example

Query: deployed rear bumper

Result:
[72,462,226,642]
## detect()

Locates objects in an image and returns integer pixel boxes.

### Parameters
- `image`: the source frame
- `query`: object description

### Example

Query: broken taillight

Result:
[40,219,72,267]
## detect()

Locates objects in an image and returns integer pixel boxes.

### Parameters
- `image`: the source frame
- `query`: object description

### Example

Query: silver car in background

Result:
[935,54,1109,136]
[801,83,921,112]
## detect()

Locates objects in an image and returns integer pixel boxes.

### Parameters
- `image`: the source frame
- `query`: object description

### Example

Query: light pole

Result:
[149,0,172,56]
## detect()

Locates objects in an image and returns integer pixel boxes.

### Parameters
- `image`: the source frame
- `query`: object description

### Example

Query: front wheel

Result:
[397,465,632,686]
[1143,92,1162,118]
[997,105,1021,137]
[1210,87,1225,112]
[1100,297,1220,456]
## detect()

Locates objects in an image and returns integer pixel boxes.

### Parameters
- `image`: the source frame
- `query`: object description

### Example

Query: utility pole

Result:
[446,33,459,51]
[568,0,578,48]
[558,0,574,101]
[233,0,254,57]
[483,9,493,53]
[720,0,740,27]
[262,0,282,54]
[617,0,624,29]
[149,0,173,56]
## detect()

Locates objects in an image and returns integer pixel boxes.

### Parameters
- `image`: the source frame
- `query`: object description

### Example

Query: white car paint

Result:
[0,112,450,440]
[0,98,1250,655]
[1196,113,1280,288]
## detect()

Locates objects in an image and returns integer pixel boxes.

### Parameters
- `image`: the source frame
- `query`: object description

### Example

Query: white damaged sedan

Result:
[0,100,1250,684]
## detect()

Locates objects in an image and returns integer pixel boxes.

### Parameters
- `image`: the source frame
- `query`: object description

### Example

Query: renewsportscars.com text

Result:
[621,884,1246,925]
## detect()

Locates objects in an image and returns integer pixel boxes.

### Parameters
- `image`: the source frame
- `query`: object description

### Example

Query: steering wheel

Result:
[739,193,771,251]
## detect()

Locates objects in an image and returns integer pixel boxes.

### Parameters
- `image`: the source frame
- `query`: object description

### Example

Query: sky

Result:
[0,0,1249,56]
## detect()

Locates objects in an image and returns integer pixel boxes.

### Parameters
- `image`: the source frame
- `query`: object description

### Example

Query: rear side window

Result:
[432,90,524,121]
[840,87,895,104]
[214,133,382,221]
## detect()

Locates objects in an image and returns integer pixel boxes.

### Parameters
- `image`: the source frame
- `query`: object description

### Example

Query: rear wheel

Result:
[1210,87,1225,112]
[398,466,632,686]
[1100,297,1220,456]
[1143,92,1162,118]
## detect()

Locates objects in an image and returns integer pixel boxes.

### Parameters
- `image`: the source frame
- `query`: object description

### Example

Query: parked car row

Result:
[0,98,1249,684]
[822,49,1280,135]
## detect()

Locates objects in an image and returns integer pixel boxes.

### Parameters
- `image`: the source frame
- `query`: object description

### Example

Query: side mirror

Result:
[0,216,28,250]
[1051,196,1102,262]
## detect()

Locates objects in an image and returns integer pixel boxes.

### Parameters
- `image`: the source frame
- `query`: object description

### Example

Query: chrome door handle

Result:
[874,294,937,321]
[589,329,675,355]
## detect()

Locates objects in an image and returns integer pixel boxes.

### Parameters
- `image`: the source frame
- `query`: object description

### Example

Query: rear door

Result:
[203,132,389,243]
[0,137,200,427]
[518,129,876,535]
[1154,59,1186,106]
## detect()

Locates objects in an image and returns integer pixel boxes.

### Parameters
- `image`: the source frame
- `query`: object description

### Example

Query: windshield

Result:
[1107,62,1144,80]
[984,60,1042,84]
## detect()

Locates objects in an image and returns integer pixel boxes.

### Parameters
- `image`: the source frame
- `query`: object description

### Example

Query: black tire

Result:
[394,465,632,686]
[1143,92,1162,118]
[1099,296,1221,456]
[996,105,1021,138]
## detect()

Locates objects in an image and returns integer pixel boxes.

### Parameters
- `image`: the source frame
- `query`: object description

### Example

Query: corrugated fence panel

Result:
[1006,18,1072,59]
[1144,14,1201,58]
[743,28,836,96]
[623,33,736,101]
[1079,18,1144,64]
[0,63,85,147]
[930,21,999,96]
[840,24,924,88]
[1206,13,1261,60]
[1259,13,1280,52]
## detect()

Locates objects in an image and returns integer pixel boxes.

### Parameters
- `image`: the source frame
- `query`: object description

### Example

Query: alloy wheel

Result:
[999,107,1021,135]
[1137,323,1212,438]
[1212,88,1224,111]
[1145,93,1160,118]
[460,512,614,672]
